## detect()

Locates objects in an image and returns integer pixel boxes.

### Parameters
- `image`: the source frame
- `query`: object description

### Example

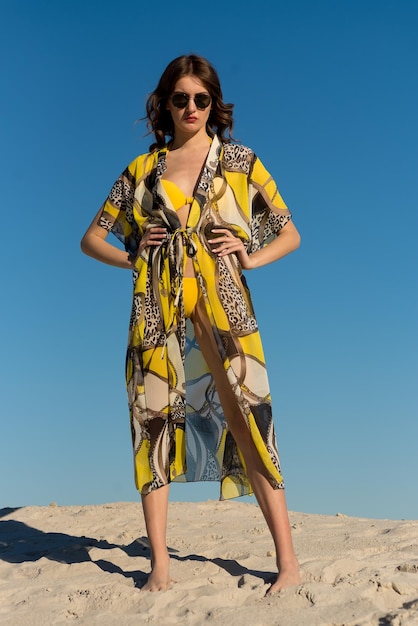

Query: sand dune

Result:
[1,501,418,625]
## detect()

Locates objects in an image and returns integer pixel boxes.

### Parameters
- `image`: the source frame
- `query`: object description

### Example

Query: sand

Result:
[1,501,418,625]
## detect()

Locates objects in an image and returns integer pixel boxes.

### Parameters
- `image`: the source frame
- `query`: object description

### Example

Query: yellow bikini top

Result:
[161,178,194,211]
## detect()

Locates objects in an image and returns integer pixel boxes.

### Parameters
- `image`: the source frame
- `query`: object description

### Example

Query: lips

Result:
[185,116,197,122]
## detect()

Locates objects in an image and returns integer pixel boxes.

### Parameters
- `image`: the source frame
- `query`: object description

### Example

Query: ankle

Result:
[277,555,299,571]
[151,550,170,565]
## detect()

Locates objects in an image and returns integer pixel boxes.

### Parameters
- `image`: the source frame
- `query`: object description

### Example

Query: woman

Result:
[81,54,301,594]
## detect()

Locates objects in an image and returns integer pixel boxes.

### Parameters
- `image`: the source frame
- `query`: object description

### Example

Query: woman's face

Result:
[166,74,212,136]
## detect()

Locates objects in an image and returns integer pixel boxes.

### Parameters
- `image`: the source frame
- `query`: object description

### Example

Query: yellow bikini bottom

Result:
[183,277,199,318]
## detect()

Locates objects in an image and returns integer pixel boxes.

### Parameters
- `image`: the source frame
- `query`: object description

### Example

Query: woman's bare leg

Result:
[240,452,301,593]
[141,484,173,591]
[192,302,301,593]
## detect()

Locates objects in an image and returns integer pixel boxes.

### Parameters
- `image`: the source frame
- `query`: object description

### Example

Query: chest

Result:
[164,149,209,197]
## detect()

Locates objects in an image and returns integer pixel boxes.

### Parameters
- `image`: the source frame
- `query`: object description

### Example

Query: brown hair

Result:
[144,54,236,151]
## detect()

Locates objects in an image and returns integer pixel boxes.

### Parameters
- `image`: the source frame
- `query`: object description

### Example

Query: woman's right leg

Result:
[140,277,198,592]
[141,484,172,591]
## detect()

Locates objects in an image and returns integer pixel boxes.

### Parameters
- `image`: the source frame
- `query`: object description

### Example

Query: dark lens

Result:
[171,93,189,108]
[194,94,211,109]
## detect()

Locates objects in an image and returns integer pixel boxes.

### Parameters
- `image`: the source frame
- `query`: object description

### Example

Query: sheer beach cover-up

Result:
[98,137,292,500]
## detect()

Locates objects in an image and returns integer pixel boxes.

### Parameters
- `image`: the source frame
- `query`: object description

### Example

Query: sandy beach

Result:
[1,501,418,625]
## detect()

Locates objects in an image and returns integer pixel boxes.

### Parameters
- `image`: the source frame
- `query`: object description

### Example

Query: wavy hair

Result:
[144,55,236,151]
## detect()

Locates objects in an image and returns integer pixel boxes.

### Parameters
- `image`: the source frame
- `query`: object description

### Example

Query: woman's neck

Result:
[169,130,212,152]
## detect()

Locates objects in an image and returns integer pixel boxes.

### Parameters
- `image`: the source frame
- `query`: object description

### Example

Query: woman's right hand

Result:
[81,213,168,270]
[137,226,168,256]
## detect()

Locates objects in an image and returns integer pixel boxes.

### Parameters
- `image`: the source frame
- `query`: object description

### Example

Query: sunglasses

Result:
[170,92,212,110]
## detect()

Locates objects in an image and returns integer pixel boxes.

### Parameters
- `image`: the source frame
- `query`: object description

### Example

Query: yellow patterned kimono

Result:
[98,136,292,500]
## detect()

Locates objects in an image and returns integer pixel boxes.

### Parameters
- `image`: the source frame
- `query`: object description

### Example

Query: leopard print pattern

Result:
[249,211,291,254]
[175,303,186,358]
[99,215,113,232]
[100,168,140,254]
[200,452,222,481]
[217,259,258,334]
[222,143,254,174]
[168,395,186,424]
[267,443,283,476]
[108,170,135,217]
[129,292,144,329]
[126,345,143,414]
[142,270,166,348]
[197,164,215,194]
[156,152,166,178]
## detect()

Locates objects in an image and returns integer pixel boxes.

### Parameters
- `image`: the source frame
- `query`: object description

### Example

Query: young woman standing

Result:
[81,54,301,594]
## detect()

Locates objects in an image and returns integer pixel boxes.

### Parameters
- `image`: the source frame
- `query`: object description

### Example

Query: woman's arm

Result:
[80,208,134,269]
[80,210,168,269]
[209,220,301,270]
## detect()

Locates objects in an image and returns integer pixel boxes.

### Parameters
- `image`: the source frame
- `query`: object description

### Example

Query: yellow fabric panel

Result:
[101,202,133,239]
[158,257,178,330]
[237,333,265,364]
[134,439,154,491]
[251,157,288,212]
[129,151,156,180]
[221,475,253,500]
[142,347,168,378]
[223,171,251,221]
[170,427,187,479]
[102,203,119,220]
[215,428,227,469]
[194,249,231,331]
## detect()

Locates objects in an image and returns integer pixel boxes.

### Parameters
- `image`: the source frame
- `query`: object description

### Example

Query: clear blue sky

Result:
[1,0,417,520]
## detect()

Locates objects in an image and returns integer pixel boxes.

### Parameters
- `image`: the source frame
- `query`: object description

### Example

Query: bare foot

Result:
[142,556,173,592]
[266,561,301,595]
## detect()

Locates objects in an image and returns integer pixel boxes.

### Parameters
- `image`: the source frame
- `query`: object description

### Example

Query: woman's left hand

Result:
[208,221,301,270]
[208,229,255,270]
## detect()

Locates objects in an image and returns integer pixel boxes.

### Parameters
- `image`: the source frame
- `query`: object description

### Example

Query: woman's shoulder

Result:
[126,149,161,177]
[221,141,256,173]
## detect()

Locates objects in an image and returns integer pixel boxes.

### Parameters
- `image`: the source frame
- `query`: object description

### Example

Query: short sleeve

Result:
[248,155,292,253]
[98,164,139,255]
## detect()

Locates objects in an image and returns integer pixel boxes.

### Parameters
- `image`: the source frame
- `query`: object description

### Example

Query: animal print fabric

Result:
[98,136,291,499]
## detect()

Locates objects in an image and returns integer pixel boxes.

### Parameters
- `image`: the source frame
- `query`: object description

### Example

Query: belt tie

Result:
[160,228,197,358]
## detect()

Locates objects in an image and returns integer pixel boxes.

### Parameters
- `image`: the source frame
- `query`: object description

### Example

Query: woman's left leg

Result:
[191,300,301,593]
